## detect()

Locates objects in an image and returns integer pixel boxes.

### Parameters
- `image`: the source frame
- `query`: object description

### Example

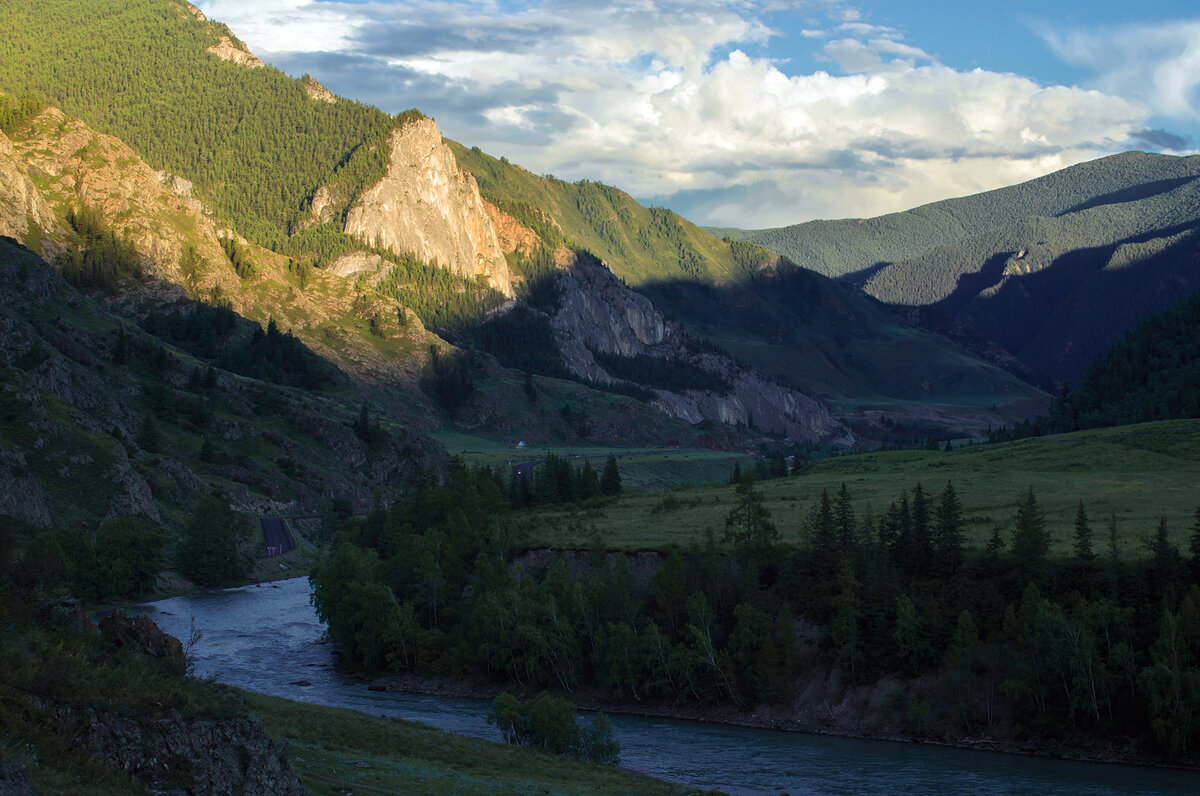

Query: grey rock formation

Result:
[327,251,387,279]
[58,707,307,795]
[545,255,844,443]
[345,118,513,296]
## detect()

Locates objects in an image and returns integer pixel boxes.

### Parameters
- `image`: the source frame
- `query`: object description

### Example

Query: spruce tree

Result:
[1073,500,1096,563]
[600,454,622,497]
[934,480,965,577]
[1011,487,1048,586]
[136,410,159,453]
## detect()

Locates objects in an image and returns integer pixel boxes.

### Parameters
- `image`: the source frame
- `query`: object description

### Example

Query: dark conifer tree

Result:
[1073,500,1096,563]
[834,482,856,552]
[1011,487,1048,588]
[933,480,965,578]
[600,454,622,497]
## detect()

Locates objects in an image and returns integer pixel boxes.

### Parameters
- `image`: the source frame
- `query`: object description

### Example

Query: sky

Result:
[195,0,1200,228]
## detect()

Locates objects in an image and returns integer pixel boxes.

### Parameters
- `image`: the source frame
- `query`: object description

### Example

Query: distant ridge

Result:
[715,152,1200,384]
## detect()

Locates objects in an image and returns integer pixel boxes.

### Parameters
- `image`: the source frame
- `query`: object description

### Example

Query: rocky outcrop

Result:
[58,707,307,795]
[99,612,186,674]
[345,118,513,296]
[0,130,59,257]
[483,201,540,256]
[0,448,52,527]
[207,35,265,69]
[544,255,844,443]
[8,107,238,295]
[301,75,336,104]
[327,251,387,279]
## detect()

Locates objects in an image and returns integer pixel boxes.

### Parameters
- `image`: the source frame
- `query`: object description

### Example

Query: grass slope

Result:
[451,142,794,288]
[433,431,753,493]
[247,692,700,796]
[524,419,1200,556]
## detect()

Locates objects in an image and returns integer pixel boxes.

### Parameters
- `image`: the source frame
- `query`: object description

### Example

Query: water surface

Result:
[140,578,1199,795]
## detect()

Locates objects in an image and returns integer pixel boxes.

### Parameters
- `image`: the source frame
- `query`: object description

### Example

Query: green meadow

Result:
[518,420,1200,557]
[246,692,701,796]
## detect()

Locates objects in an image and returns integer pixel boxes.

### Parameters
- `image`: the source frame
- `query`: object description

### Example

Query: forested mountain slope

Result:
[0,234,444,531]
[1025,286,1200,434]
[719,153,1200,385]
[716,152,1200,280]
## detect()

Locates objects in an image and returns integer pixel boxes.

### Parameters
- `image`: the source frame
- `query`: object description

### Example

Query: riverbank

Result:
[145,575,1200,794]
[148,570,1199,775]
[359,669,1200,773]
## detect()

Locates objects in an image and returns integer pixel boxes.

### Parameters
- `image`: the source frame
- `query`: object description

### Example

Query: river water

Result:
[139,577,1198,795]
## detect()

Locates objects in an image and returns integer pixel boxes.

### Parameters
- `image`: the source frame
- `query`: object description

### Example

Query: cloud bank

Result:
[196,1,1192,227]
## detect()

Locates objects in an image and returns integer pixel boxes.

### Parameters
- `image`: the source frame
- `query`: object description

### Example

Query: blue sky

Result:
[196,0,1200,227]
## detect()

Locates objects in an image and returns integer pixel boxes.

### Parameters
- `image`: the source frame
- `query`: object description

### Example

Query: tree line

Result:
[312,465,1200,756]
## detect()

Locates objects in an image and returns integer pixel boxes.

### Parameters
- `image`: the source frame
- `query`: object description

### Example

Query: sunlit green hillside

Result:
[525,420,1200,557]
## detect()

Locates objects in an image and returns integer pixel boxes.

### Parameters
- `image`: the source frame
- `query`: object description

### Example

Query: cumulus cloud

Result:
[1041,20,1200,120]
[196,0,1157,226]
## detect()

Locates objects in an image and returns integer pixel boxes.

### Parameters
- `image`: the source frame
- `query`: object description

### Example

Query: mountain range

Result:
[0,0,1196,524]
[716,152,1200,386]
[0,0,1057,464]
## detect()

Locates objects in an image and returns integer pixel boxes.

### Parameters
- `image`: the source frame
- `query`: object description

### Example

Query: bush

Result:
[487,691,620,765]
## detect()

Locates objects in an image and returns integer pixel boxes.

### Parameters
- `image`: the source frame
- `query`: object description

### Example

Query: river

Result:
[139,577,1198,795]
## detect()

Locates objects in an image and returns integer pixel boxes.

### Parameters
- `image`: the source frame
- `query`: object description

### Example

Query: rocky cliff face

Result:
[345,118,513,297]
[57,706,307,795]
[0,106,445,397]
[546,255,845,443]
[6,107,236,294]
[207,35,266,69]
[0,129,60,256]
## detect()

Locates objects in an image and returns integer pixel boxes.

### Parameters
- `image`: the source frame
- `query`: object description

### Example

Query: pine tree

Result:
[909,483,932,573]
[600,454,622,497]
[1073,500,1096,563]
[723,475,778,559]
[933,480,965,577]
[834,482,856,551]
[1011,487,1048,587]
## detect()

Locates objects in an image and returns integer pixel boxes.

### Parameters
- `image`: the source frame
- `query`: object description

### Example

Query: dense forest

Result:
[1000,287,1200,439]
[313,460,1200,757]
[0,0,405,249]
[717,152,1200,280]
[141,302,341,390]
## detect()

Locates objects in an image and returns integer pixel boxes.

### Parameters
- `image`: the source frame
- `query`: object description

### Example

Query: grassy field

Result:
[245,692,703,796]
[431,431,753,493]
[518,420,1200,558]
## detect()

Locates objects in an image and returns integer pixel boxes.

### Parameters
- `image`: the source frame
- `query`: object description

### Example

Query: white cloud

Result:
[1041,20,1200,120]
[196,1,1157,226]
[197,0,362,53]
